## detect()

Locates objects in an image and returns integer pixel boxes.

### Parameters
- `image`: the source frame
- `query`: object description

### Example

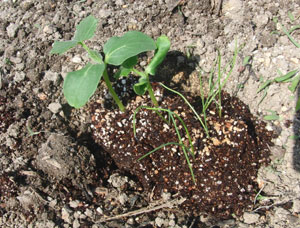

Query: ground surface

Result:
[1,0,300,227]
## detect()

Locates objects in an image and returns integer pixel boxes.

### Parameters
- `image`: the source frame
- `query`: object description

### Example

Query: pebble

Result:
[48,102,62,114]
[96,207,103,214]
[84,209,93,218]
[61,207,71,224]
[72,219,80,228]
[69,200,79,208]
[44,71,59,82]
[71,56,82,64]
[155,217,165,227]
[243,212,260,224]
[293,199,300,213]
[118,193,128,205]
[108,173,128,188]
[6,23,18,38]
[14,72,25,82]
[169,219,176,227]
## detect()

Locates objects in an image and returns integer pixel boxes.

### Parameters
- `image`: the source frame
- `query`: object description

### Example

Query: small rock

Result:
[73,219,80,228]
[69,200,79,208]
[169,219,176,227]
[71,56,82,63]
[7,124,19,137]
[243,212,260,224]
[127,218,134,225]
[84,209,93,218]
[253,14,269,28]
[115,0,124,5]
[99,9,111,18]
[108,173,128,188]
[61,207,71,224]
[48,102,62,114]
[155,217,165,227]
[118,193,128,205]
[96,207,103,214]
[293,199,300,213]
[161,192,171,201]
[49,199,57,208]
[6,23,18,38]
[14,72,25,82]
[44,71,59,82]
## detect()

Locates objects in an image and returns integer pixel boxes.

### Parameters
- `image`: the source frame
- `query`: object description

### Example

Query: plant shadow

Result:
[293,87,300,172]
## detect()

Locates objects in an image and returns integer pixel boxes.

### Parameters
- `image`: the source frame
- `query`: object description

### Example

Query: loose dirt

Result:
[1,0,300,227]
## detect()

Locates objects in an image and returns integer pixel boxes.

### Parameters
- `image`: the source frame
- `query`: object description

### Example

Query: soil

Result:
[1,0,300,228]
[91,81,275,219]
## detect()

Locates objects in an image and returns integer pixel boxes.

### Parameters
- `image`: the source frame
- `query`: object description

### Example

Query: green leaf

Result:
[263,110,279,121]
[104,31,156,65]
[282,24,300,48]
[73,15,98,42]
[274,69,298,82]
[145,35,171,75]
[243,56,251,66]
[114,56,138,79]
[257,80,272,93]
[288,11,295,22]
[133,76,148,95]
[63,63,105,108]
[50,40,78,55]
[296,96,300,112]
[288,74,300,92]
[88,49,103,64]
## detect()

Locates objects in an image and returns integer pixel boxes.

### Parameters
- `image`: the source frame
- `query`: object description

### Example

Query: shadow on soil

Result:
[293,88,300,172]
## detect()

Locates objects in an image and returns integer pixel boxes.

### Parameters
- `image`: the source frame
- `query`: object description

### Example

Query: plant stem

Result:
[132,68,159,107]
[217,50,222,117]
[103,68,125,112]
[147,82,159,107]
[80,41,125,112]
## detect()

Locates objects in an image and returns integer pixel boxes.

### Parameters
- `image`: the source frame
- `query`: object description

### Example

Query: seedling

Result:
[263,110,280,121]
[160,83,209,136]
[50,15,170,111]
[133,106,196,184]
[257,69,299,105]
[197,42,239,136]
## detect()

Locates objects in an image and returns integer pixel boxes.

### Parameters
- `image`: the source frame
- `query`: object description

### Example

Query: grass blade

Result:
[274,69,298,82]
[257,80,272,93]
[288,74,300,92]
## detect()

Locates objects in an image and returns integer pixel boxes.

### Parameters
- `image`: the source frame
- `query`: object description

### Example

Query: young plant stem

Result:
[102,68,126,112]
[217,50,222,117]
[198,70,209,136]
[132,68,159,107]
[80,42,126,112]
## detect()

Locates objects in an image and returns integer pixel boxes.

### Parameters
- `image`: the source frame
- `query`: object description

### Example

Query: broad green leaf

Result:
[114,56,138,79]
[145,35,171,75]
[87,49,103,64]
[63,63,104,108]
[50,40,78,55]
[104,31,156,65]
[133,76,148,95]
[274,69,298,82]
[288,74,300,92]
[73,15,98,42]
